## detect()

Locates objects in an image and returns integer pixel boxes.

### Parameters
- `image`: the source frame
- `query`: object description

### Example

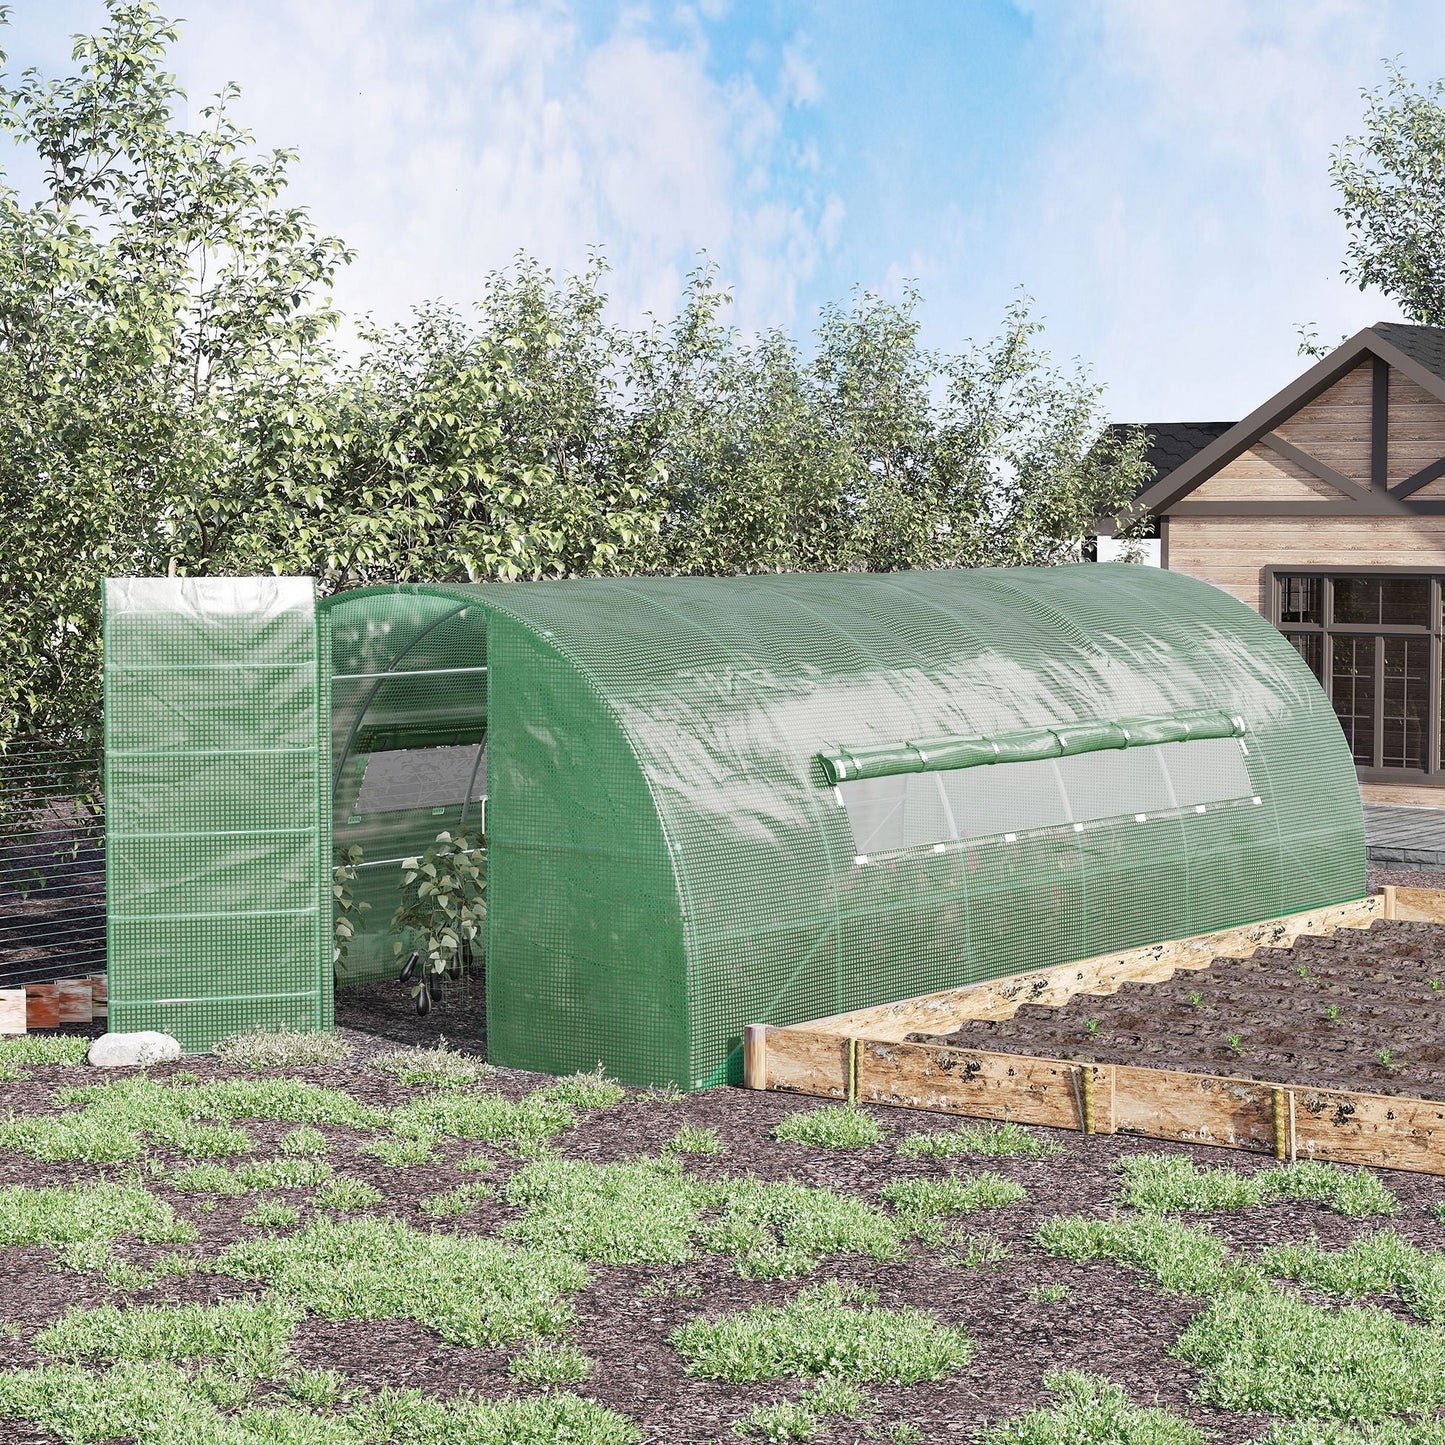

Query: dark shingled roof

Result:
[1372,323,1445,382]
[1104,421,1235,492]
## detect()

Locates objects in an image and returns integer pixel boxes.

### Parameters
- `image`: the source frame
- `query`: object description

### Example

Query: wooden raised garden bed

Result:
[743,887,1445,1176]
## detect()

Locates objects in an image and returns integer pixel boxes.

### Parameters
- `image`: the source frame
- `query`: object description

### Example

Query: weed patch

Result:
[389,1088,576,1153]
[369,1039,494,1089]
[898,1121,1062,1161]
[277,1126,328,1157]
[172,1158,334,1194]
[0,1035,90,1080]
[418,1181,494,1217]
[980,1369,1208,1445]
[508,1339,592,1385]
[771,1105,884,1149]
[666,1124,724,1155]
[0,1181,195,1266]
[212,1213,589,1345]
[213,1027,354,1070]
[672,1279,970,1384]
[534,1067,626,1110]
[1173,1289,1445,1418]
[362,1134,439,1167]
[1259,1232,1445,1323]
[879,1172,1026,1221]
[1117,1153,1398,1219]
[312,1177,384,1212]
[1034,1214,1264,1297]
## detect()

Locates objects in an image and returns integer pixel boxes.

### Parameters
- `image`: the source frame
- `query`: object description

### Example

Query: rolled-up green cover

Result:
[818,710,1243,784]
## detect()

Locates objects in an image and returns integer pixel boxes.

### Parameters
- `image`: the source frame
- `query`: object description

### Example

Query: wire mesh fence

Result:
[0,737,105,987]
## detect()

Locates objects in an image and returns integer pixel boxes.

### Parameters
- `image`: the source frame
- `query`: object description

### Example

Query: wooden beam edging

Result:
[796,894,1393,1043]
[744,1024,1445,1177]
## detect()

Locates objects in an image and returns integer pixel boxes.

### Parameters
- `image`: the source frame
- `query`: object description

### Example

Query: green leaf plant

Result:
[391,831,486,1016]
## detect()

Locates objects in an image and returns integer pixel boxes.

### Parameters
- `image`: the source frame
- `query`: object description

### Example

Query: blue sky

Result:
[7,1,1445,423]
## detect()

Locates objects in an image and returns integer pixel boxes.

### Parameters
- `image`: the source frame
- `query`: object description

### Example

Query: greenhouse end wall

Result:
[102,578,331,1050]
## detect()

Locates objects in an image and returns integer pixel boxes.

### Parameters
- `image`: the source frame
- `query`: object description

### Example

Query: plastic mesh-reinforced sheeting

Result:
[103,578,330,1049]
[323,565,1365,1090]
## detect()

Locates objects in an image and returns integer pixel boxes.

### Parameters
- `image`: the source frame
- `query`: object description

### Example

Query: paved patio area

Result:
[1365,802,1445,869]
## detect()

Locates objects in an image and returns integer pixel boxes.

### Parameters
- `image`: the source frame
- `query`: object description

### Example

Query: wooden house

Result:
[1105,323,1445,802]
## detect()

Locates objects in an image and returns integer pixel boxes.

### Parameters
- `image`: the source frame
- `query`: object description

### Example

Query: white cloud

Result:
[155,0,837,342]
[779,42,823,107]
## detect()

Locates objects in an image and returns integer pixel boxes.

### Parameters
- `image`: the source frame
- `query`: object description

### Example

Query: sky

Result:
[5,0,1445,424]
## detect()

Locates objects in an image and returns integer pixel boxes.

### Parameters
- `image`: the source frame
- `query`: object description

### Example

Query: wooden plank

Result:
[742,1023,768,1091]
[0,990,26,1036]
[1389,886,1445,923]
[855,1039,1085,1130]
[24,984,59,1030]
[1292,1087,1445,1174]
[88,973,108,1019]
[56,980,92,1024]
[1112,1064,1278,1156]
[793,896,1386,1042]
[758,1026,849,1100]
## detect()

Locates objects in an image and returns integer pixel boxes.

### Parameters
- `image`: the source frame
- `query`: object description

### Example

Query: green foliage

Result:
[283,1367,350,1408]
[0,1361,640,1445]
[897,1121,1062,1161]
[665,1124,725,1155]
[362,1134,440,1167]
[331,843,369,974]
[1173,1289,1445,1418]
[0,7,1145,740]
[172,1158,334,1194]
[507,1339,592,1386]
[0,1180,195,1262]
[241,1200,301,1230]
[879,1172,1026,1221]
[1034,1214,1265,1297]
[0,1034,90,1080]
[535,1067,626,1110]
[277,1126,329,1157]
[388,1085,577,1153]
[368,1039,493,1089]
[501,1154,905,1278]
[1329,63,1445,326]
[671,1279,971,1384]
[418,1181,494,1217]
[771,1105,885,1150]
[980,1370,1208,1445]
[212,1213,589,1346]
[391,831,486,990]
[1116,1152,1398,1218]
[311,1177,384,1212]
[0,0,350,738]
[1029,1283,1070,1304]
[942,1232,1012,1271]
[35,1298,297,1379]
[1258,1231,1445,1324]
[733,1399,820,1441]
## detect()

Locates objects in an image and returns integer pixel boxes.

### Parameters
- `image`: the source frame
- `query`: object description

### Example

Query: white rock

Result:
[87,1031,182,1067]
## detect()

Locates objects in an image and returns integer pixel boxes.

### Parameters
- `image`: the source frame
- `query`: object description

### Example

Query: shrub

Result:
[213,1028,354,1070]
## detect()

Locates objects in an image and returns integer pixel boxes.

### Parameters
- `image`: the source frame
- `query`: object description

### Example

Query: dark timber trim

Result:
[1133,326,1445,519]
[1373,355,1390,491]
[1394,455,1445,501]
[1170,499,1445,517]
[1259,431,1399,509]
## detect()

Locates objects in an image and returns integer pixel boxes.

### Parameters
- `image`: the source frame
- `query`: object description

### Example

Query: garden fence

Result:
[0,736,105,987]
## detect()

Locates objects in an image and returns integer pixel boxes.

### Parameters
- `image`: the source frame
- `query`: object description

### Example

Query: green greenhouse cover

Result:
[105,565,1366,1082]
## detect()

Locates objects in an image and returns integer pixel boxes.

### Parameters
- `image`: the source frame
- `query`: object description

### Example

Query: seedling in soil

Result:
[1187,991,1203,1009]
[1226,1033,1245,1055]
[1429,977,1442,994]
[943,1233,1012,1271]
[1030,1282,1070,1304]
[1295,964,1309,979]
[1323,1005,1341,1021]
[1377,1047,1398,1069]
[1084,1018,1101,1036]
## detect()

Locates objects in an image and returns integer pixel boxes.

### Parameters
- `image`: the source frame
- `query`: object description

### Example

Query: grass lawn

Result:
[3,1030,1445,1444]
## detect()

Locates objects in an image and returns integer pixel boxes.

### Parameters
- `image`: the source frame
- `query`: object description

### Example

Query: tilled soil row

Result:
[907,918,1445,1098]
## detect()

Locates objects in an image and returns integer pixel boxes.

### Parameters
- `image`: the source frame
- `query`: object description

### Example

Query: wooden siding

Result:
[1273,359,1373,485]
[1388,371,1445,490]
[1191,443,1340,503]
[1165,515,1445,612]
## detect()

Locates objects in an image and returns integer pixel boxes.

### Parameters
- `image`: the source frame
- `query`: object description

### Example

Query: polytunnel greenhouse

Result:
[101,564,1366,1087]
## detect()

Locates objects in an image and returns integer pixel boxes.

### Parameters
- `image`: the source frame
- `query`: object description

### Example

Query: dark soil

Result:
[908,917,1445,1099]
[5,1049,1445,1445]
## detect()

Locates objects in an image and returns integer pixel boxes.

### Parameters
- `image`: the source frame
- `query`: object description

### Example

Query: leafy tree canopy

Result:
[0,1,1148,741]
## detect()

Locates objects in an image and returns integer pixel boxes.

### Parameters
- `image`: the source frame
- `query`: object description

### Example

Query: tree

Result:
[1330,61,1445,326]
[0,1,349,738]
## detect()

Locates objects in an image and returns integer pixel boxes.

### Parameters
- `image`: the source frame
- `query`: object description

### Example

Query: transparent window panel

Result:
[939,757,1071,840]
[1157,737,1252,808]
[838,773,954,854]
[1056,747,1173,821]
[355,743,487,815]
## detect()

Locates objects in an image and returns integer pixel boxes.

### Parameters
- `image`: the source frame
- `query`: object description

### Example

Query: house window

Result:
[1274,572,1437,776]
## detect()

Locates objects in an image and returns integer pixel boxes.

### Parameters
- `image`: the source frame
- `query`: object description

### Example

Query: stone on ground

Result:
[87,1031,182,1067]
